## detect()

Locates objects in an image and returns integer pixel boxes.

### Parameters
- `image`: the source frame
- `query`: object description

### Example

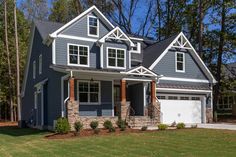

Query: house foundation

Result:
[206,108,213,123]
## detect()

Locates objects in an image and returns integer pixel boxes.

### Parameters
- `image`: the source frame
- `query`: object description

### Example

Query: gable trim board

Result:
[159,76,210,83]
[21,23,35,97]
[50,5,114,38]
[157,88,212,93]
[99,27,135,47]
[121,66,158,77]
[148,32,216,83]
[58,34,98,42]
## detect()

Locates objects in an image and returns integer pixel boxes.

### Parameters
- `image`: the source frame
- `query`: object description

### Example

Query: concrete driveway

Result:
[197,123,236,131]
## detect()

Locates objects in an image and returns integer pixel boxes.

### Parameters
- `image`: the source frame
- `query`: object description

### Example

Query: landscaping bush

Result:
[191,124,198,128]
[90,121,99,130]
[103,120,113,129]
[117,119,126,131]
[170,121,176,127]
[108,126,116,132]
[141,126,148,131]
[94,128,100,134]
[74,121,83,135]
[176,123,185,129]
[158,124,168,130]
[55,117,70,134]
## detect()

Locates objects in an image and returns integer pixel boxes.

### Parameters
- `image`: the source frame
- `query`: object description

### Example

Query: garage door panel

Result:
[160,100,202,124]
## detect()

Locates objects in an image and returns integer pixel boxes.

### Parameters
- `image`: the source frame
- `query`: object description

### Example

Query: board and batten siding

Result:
[61,12,110,39]
[55,38,100,68]
[79,81,113,116]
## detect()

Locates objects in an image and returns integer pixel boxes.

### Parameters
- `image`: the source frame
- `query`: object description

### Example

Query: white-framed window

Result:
[107,47,126,69]
[180,97,189,100]
[68,44,89,66]
[130,42,141,54]
[87,15,99,37]
[34,91,37,109]
[168,96,178,100]
[78,81,100,104]
[175,52,185,72]
[39,54,42,75]
[192,97,201,100]
[33,60,36,79]
[157,96,166,99]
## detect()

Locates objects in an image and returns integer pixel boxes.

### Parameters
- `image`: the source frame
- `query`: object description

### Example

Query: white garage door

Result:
[159,99,202,124]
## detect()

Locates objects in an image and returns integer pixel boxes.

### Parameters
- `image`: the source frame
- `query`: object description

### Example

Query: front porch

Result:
[59,66,161,129]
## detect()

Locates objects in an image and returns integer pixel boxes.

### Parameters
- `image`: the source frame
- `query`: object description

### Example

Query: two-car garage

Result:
[157,94,204,124]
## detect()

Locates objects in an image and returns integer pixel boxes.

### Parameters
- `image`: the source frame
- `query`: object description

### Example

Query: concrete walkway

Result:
[197,123,236,131]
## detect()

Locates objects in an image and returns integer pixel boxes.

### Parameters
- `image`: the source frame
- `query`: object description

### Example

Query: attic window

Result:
[130,42,141,53]
[176,52,185,72]
[88,16,99,37]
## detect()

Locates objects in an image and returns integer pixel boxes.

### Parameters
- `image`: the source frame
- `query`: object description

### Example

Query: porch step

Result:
[127,116,159,128]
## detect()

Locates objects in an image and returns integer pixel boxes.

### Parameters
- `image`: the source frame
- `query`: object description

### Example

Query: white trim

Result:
[33,60,36,79]
[21,24,35,97]
[100,44,104,68]
[58,34,98,42]
[39,54,42,75]
[99,27,135,47]
[112,80,114,116]
[67,43,90,67]
[34,91,37,109]
[52,39,56,64]
[149,32,216,83]
[121,66,158,77]
[87,15,99,37]
[41,85,44,126]
[129,52,131,69]
[175,52,185,73]
[130,42,141,54]
[77,80,101,105]
[61,74,70,117]
[50,5,114,37]
[123,78,153,82]
[159,76,210,83]
[129,37,144,41]
[157,87,212,93]
[106,47,126,70]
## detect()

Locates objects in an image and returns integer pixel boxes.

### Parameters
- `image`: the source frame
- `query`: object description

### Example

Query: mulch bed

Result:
[45,128,155,139]
[0,122,17,127]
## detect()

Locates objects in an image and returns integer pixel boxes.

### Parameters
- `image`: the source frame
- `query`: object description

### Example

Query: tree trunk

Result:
[14,0,21,122]
[198,0,203,58]
[213,0,226,121]
[157,0,161,41]
[4,0,14,122]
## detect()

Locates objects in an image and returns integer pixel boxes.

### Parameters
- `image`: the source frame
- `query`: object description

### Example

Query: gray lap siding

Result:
[152,49,207,80]
[61,12,110,39]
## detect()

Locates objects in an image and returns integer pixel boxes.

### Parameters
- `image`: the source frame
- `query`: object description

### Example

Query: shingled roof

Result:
[34,20,64,40]
[142,34,178,68]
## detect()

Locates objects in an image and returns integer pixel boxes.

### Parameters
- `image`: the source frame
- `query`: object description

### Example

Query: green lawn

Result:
[0,127,236,157]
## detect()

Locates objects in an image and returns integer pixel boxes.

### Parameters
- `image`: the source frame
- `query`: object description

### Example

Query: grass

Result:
[0,126,236,157]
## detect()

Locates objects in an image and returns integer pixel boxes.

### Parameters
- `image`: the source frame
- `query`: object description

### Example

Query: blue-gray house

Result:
[21,6,216,130]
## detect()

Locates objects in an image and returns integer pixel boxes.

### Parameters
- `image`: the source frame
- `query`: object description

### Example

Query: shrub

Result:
[90,121,99,130]
[141,126,148,131]
[94,128,100,134]
[55,117,70,134]
[74,121,83,134]
[158,124,168,130]
[117,119,126,131]
[109,126,116,132]
[103,120,113,129]
[176,123,185,129]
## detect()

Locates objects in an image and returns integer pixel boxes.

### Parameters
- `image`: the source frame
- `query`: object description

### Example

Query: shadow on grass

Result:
[0,126,48,137]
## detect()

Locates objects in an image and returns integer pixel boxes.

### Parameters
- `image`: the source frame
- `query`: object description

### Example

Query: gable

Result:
[61,12,111,39]
[152,49,208,80]
[144,32,216,83]
[50,5,114,38]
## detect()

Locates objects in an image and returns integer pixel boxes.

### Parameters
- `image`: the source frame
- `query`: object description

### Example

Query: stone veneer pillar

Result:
[120,79,128,120]
[206,108,213,123]
[67,77,79,130]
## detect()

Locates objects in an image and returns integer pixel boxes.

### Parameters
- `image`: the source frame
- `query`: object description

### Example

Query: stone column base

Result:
[148,102,161,123]
[67,100,79,130]
[206,108,213,123]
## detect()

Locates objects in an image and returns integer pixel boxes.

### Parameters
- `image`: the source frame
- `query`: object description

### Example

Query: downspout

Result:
[61,74,70,117]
